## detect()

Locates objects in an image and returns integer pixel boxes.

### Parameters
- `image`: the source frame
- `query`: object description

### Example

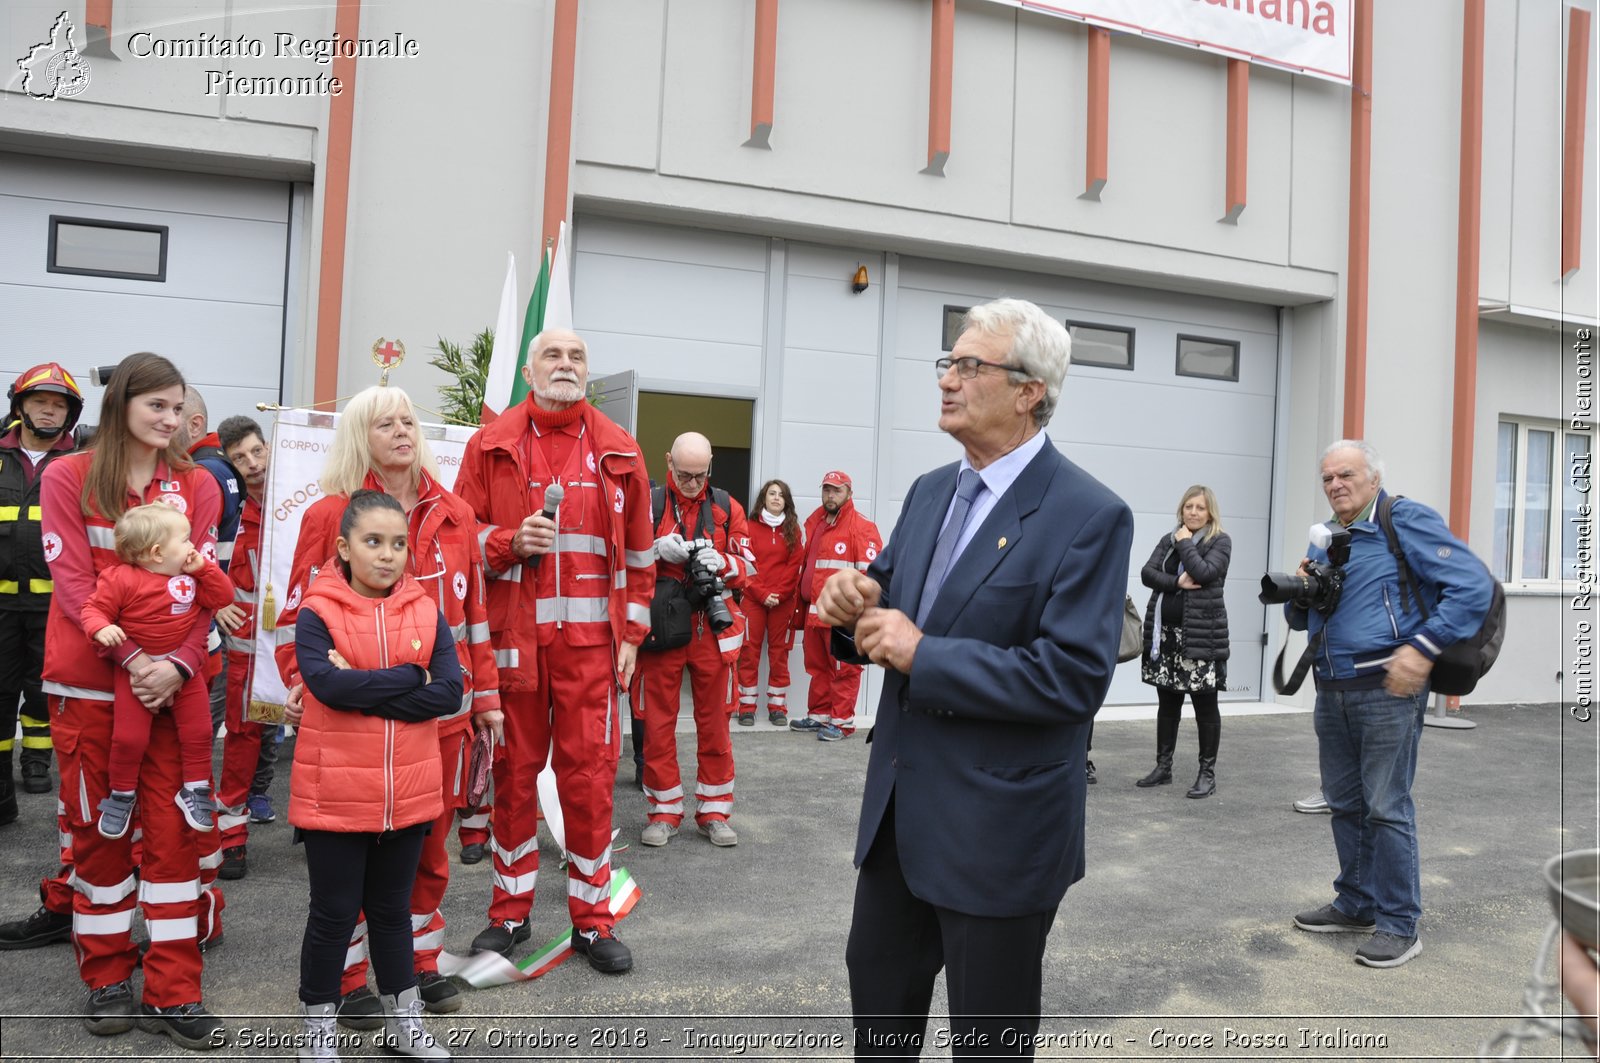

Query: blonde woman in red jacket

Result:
[274,384,501,1025]
[290,490,460,1061]
[736,479,805,727]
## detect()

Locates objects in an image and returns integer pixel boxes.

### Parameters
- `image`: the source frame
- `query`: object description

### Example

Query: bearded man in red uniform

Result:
[455,328,655,974]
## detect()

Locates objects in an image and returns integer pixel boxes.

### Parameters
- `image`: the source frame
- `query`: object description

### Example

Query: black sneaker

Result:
[571,925,633,973]
[1355,932,1422,968]
[217,846,247,881]
[83,979,135,1036]
[737,712,755,726]
[789,717,825,732]
[768,710,787,727]
[459,842,485,865]
[1085,759,1098,785]
[0,904,72,949]
[1293,903,1377,933]
[138,1001,224,1049]
[416,970,463,1013]
[471,919,531,956]
[336,986,384,1031]
[20,759,52,794]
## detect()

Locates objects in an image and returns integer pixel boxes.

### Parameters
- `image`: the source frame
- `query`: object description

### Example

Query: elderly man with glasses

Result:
[631,432,755,849]
[816,298,1133,1057]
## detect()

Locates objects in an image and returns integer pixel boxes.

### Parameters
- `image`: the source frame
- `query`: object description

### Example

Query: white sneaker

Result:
[641,821,678,847]
[1293,791,1331,814]
[697,819,737,847]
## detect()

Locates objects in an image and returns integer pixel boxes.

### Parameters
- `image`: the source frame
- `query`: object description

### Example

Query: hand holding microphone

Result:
[516,483,564,563]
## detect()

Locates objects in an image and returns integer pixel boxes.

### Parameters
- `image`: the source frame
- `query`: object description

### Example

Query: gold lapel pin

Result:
[998,536,1007,549]
[411,639,422,651]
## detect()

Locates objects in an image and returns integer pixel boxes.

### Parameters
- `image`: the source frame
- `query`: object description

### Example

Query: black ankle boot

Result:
[1135,751,1174,788]
[0,761,16,826]
[1186,758,1216,798]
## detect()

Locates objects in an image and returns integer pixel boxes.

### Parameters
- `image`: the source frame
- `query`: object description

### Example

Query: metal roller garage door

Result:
[573,215,1279,707]
[0,153,291,430]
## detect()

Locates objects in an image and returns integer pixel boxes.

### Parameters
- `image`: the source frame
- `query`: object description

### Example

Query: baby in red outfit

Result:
[82,502,233,839]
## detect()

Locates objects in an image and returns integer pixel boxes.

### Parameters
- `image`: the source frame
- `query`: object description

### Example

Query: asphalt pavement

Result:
[0,701,1594,1061]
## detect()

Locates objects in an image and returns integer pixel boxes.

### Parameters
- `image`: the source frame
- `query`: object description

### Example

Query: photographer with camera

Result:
[632,432,753,849]
[1273,440,1492,969]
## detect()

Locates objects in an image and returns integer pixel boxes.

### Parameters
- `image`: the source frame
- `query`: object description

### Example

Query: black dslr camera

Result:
[1259,522,1352,614]
[683,538,734,633]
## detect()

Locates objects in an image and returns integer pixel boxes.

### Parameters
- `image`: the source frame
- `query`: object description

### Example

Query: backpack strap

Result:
[1376,493,1430,620]
[656,484,732,542]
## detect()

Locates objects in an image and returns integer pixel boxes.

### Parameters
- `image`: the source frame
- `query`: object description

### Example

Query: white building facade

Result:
[2,0,1594,710]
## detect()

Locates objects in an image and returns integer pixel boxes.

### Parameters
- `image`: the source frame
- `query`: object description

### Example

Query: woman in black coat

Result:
[1136,485,1231,797]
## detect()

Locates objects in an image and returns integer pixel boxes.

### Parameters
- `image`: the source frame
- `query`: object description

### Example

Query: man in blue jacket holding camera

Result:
[1287,439,1493,969]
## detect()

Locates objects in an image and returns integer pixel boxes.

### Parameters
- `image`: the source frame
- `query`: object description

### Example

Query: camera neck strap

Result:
[1273,629,1324,696]
[654,484,727,544]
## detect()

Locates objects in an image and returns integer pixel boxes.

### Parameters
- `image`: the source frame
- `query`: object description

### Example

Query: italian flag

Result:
[482,220,573,422]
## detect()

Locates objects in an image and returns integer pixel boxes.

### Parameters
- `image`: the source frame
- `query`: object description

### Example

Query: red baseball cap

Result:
[821,470,852,488]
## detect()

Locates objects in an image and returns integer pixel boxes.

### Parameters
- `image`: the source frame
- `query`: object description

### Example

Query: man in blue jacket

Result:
[1288,439,1493,969]
[817,299,1133,1057]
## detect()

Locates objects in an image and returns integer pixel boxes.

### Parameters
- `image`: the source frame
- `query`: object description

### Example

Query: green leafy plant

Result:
[429,328,495,426]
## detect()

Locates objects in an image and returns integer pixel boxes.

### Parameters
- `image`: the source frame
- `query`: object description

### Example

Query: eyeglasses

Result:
[935,356,1021,379]
[673,467,711,485]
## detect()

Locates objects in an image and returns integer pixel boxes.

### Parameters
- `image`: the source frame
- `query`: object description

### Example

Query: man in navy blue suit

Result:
[817,298,1133,1059]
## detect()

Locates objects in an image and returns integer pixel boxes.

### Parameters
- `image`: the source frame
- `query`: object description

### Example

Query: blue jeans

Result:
[1314,685,1427,938]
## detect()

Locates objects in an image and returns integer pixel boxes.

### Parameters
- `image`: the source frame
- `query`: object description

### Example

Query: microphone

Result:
[530,484,564,569]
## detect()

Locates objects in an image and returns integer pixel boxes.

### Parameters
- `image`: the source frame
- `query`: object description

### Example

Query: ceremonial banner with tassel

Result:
[246,406,477,721]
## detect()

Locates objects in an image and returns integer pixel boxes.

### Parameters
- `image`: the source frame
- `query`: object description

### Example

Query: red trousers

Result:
[736,596,796,714]
[52,694,224,1004]
[803,626,862,731]
[216,650,261,851]
[108,669,212,792]
[634,629,735,827]
[341,724,474,992]
[488,642,619,933]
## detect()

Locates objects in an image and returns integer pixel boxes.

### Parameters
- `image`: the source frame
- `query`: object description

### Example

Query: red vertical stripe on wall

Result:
[1563,7,1591,280]
[924,0,954,176]
[746,0,778,148]
[542,0,579,256]
[1084,28,1109,199]
[312,0,362,408]
[85,0,112,33]
[1224,59,1248,222]
[1342,0,1373,441]
[1449,0,1485,537]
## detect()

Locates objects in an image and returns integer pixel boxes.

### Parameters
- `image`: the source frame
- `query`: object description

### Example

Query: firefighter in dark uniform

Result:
[0,363,83,823]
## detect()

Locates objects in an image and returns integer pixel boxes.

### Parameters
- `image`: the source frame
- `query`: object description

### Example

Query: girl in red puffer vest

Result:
[289,490,458,1060]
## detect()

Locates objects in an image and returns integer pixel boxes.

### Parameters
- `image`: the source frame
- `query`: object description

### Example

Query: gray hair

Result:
[1321,439,1385,485]
[960,299,1071,428]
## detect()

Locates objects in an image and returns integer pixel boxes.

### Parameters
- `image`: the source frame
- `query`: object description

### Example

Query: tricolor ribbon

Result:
[436,868,641,989]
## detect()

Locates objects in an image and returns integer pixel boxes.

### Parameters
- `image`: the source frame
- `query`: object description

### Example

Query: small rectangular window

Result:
[941,305,970,351]
[1175,335,1239,382]
[48,216,168,282]
[1065,321,1134,370]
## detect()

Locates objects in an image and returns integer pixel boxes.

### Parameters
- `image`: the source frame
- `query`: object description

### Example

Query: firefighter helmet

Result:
[8,362,85,440]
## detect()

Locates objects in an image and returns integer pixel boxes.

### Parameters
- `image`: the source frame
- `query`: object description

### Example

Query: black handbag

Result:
[640,577,694,652]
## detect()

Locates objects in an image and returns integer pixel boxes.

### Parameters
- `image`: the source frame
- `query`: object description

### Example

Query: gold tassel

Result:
[260,583,277,632]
